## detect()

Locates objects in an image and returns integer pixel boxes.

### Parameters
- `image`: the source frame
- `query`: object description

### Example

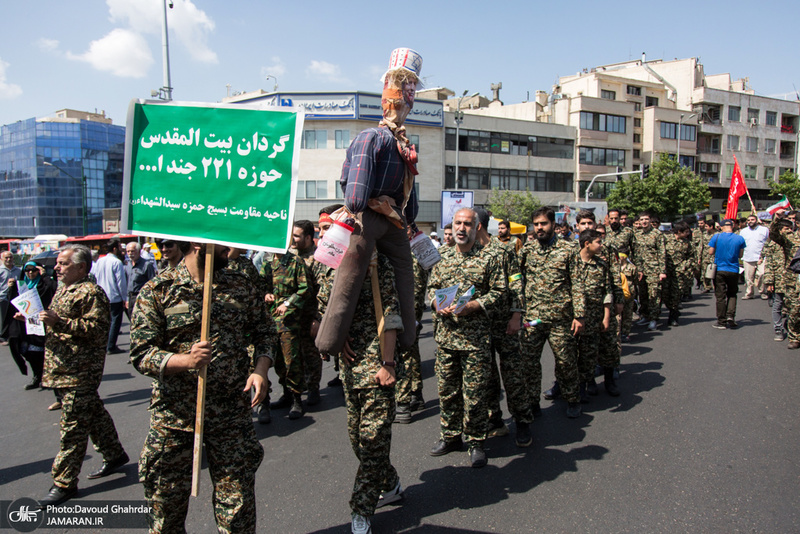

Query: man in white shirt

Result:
[91,239,127,353]
[740,215,769,299]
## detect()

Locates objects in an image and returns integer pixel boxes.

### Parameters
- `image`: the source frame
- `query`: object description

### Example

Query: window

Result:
[579,111,626,133]
[296,180,327,199]
[634,118,642,128]
[765,139,776,154]
[728,106,741,122]
[445,166,572,192]
[334,130,350,149]
[633,149,641,159]
[302,130,327,149]
[601,90,616,100]
[726,164,735,178]
[766,111,777,126]
[744,165,757,180]
[748,108,759,124]
[632,102,642,112]
[645,96,659,107]
[409,134,420,153]
[627,85,642,96]
[764,167,775,181]
[727,135,739,151]
[579,147,626,167]
[445,129,573,158]
[746,136,759,152]
[680,124,696,141]
[633,133,641,143]
[660,122,677,139]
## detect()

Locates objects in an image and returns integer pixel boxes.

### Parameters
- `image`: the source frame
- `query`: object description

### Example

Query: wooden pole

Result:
[745,188,757,215]
[369,256,385,357]
[191,243,215,497]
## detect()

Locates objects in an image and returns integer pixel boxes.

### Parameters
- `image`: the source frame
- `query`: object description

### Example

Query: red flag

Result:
[725,155,748,219]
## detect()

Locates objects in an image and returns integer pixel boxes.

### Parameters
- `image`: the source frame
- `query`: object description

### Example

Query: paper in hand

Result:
[434,284,459,310]
[454,285,475,314]
[11,289,44,319]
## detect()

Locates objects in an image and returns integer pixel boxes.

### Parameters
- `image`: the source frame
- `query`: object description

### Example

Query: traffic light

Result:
[642,164,650,179]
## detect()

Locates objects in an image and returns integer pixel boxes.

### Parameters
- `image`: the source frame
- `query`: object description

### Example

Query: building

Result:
[0,109,125,237]
[225,89,577,231]
[539,56,800,211]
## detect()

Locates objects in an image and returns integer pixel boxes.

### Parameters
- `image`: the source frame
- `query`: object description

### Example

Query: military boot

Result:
[586,377,599,396]
[394,403,412,424]
[409,391,425,412]
[255,402,271,424]
[604,367,620,397]
[306,385,321,406]
[288,393,305,420]
[270,388,292,410]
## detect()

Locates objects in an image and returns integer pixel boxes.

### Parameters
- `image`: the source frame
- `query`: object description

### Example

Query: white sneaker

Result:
[647,320,657,331]
[351,513,372,534]
[376,480,403,508]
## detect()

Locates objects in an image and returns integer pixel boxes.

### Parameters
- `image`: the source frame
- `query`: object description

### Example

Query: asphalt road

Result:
[1,290,798,533]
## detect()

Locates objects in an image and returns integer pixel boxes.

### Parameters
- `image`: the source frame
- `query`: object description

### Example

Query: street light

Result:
[265,74,278,92]
[43,161,87,236]
[151,0,174,100]
[454,90,477,189]
[677,112,696,167]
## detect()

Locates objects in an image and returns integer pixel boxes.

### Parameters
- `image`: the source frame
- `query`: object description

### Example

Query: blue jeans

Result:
[107,301,124,351]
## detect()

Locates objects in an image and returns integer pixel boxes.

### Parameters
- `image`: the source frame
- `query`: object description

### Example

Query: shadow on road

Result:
[103,388,152,406]
[0,457,53,485]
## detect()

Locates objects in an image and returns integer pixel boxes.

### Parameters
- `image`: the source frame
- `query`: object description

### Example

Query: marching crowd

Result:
[1,203,796,533]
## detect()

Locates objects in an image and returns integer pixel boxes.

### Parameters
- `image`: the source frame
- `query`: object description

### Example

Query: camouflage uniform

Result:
[294,247,323,395]
[768,224,800,342]
[519,237,584,404]
[604,225,637,260]
[260,253,308,394]
[131,262,276,534]
[574,252,615,383]
[428,242,505,447]
[663,234,695,320]
[227,255,267,296]
[42,277,126,491]
[326,254,401,518]
[692,229,714,291]
[762,240,786,336]
[632,227,667,321]
[396,255,428,404]
[485,238,533,425]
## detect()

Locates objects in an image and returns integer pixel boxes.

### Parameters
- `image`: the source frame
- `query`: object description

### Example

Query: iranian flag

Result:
[766,195,792,216]
[725,155,748,220]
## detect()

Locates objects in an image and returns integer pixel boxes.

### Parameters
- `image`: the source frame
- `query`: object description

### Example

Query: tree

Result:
[485,189,542,226]
[768,169,800,207]
[605,153,711,221]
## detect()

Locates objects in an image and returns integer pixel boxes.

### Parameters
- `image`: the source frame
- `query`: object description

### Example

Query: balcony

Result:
[781,124,795,134]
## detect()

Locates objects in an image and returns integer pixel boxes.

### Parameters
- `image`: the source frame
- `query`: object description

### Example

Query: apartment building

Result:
[542,57,799,211]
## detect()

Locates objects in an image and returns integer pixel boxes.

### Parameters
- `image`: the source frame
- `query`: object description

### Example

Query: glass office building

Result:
[0,111,125,237]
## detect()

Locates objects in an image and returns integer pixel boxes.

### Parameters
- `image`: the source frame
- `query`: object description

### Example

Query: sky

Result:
[1,0,799,127]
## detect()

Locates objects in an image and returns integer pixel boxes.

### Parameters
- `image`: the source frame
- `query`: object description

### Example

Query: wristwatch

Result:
[381,360,396,368]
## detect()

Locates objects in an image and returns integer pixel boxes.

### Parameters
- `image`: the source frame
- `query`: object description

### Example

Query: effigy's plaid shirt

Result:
[340,126,418,223]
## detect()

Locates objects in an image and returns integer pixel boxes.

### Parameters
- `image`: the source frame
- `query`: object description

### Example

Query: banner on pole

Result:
[121,100,304,253]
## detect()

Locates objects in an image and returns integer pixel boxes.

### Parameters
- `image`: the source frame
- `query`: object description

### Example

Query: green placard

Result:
[121,100,304,252]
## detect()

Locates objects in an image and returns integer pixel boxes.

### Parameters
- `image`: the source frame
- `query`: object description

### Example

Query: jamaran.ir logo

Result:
[7,498,44,532]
